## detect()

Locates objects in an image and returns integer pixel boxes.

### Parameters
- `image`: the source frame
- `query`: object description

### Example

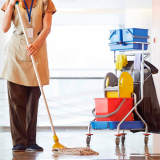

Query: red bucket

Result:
[95,98,134,121]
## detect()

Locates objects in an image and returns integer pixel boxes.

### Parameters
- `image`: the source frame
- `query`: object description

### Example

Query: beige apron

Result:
[1,0,49,86]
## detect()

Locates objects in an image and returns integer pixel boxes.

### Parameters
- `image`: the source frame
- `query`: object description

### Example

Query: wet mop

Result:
[15,2,98,155]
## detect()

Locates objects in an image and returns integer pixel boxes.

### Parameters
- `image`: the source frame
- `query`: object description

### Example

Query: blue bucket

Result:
[122,28,149,42]
[91,121,109,129]
[109,121,144,130]
[109,29,123,43]
[109,43,148,51]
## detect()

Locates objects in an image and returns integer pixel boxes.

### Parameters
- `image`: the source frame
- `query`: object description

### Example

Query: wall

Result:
[152,0,160,102]
[152,0,160,152]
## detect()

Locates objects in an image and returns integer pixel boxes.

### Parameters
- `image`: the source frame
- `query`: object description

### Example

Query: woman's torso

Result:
[1,0,49,86]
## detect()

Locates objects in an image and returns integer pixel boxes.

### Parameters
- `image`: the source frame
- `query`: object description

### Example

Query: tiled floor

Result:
[0,128,160,160]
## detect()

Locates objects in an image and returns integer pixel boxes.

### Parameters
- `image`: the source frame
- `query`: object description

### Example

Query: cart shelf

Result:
[91,121,144,130]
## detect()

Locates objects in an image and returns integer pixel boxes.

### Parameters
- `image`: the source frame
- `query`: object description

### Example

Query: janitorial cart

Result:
[86,28,151,146]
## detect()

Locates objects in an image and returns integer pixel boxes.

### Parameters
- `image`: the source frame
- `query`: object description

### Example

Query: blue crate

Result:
[109,121,144,129]
[91,121,109,129]
[123,28,149,42]
[109,29,123,43]
[91,121,144,130]
[109,43,148,51]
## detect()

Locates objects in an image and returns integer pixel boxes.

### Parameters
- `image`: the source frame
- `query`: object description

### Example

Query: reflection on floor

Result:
[0,128,160,160]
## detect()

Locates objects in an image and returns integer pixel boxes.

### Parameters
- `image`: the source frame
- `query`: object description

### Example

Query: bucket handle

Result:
[92,99,126,118]
[108,30,116,40]
[126,29,150,39]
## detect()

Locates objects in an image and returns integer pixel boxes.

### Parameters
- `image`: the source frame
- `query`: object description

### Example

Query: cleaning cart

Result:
[86,28,151,146]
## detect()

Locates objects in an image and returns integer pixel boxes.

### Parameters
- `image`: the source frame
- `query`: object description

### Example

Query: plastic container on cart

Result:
[95,98,134,121]
[109,29,123,43]
[91,121,144,130]
[91,121,109,129]
[109,121,144,129]
[109,43,148,51]
[122,28,149,42]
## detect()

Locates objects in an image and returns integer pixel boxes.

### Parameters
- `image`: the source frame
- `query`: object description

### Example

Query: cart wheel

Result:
[86,136,91,145]
[144,136,148,145]
[121,135,125,145]
[115,137,120,146]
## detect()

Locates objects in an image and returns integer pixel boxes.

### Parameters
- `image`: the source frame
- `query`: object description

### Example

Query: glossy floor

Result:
[0,128,160,160]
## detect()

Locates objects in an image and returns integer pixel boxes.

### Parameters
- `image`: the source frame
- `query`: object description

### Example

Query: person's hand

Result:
[10,0,20,7]
[26,44,37,56]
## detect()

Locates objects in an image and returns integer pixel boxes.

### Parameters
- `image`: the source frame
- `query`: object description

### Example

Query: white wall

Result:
[149,0,160,152]
[53,0,152,10]
[152,0,160,102]
[53,10,125,25]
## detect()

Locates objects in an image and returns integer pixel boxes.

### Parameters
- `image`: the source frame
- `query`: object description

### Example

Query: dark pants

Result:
[7,81,41,147]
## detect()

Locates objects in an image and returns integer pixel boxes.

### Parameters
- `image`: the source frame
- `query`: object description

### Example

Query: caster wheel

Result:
[115,137,120,146]
[144,136,148,145]
[121,135,125,145]
[86,136,91,145]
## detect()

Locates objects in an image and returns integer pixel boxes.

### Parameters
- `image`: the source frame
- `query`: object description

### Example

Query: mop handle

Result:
[15,2,56,135]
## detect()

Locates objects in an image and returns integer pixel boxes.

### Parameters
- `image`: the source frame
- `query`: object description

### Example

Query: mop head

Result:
[52,147,99,155]
[52,135,66,149]
[52,135,99,155]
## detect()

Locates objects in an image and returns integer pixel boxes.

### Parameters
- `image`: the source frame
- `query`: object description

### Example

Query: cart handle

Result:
[108,30,116,40]
[126,29,150,39]
[92,99,125,118]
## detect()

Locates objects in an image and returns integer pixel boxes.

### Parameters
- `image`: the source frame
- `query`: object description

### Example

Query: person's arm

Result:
[1,0,18,33]
[26,12,52,56]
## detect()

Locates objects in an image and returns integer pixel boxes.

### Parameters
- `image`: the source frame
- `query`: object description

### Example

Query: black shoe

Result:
[26,144,43,151]
[12,143,26,152]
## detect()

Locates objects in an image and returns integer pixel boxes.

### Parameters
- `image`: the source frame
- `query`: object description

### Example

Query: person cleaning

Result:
[1,0,56,152]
